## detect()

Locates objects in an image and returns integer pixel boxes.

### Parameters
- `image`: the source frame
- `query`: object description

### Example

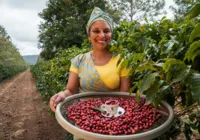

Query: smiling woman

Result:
[49,8,131,140]
[49,7,131,112]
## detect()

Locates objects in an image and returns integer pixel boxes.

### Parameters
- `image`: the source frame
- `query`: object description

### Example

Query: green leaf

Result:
[188,3,200,20]
[162,36,179,55]
[129,53,146,63]
[163,58,190,84]
[109,45,119,52]
[186,91,193,106]
[158,37,168,46]
[174,44,185,56]
[120,59,128,69]
[171,66,190,84]
[154,62,164,67]
[123,53,146,69]
[189,23,200,43]
[159,85,169,93]
[136,61,156,71]
[129,82,138,94]
[184,40,200,62]
[136,89,141,103]
[190,73,200,104]
[138,72,159,94]
[163,41,174,54]
[144,79,163,106]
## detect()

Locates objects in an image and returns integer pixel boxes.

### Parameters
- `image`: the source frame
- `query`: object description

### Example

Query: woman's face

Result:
[89,20,112,50]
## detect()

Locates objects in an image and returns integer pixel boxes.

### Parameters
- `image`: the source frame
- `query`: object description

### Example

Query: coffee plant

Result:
[31,43,91,101]
[110,3,200,139]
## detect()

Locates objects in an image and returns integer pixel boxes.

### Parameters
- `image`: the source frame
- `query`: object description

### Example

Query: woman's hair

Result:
[86,7,114,35]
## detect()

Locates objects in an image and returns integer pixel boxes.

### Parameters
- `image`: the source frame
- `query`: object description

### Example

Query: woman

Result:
[50,7,130,112]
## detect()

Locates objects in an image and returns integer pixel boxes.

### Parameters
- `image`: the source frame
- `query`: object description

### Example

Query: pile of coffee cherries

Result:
[66,97,161,135]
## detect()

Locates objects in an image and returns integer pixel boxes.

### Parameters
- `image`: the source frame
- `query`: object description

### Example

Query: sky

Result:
[0,0,175,56]
[0,0,47,56]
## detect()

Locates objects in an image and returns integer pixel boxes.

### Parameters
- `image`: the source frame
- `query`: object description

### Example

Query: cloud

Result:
[13,39,42,55]
[0,0,46,55]
[0,0,47,10]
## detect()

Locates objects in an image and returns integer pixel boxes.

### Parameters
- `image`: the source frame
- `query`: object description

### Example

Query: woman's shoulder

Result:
[111,53,128,66]
[71,52,90,62]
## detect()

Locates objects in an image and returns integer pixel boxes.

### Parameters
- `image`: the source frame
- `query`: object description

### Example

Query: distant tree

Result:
[0,38,24,66]
[0,25,11,41]
[0,25,26,81]
[38,0,122,60]
[108,0,166,21]
[170,0,200,22]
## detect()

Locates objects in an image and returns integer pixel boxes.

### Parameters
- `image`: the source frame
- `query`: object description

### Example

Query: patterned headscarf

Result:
[86,7,114,35]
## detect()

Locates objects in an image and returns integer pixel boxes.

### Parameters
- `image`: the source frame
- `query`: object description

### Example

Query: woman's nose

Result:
[99,31,105,38]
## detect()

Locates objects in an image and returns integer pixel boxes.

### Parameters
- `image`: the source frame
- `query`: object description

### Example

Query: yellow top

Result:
[70,53,129,90]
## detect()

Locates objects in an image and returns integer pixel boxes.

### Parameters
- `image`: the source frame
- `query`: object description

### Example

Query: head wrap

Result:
[86,7,114,35]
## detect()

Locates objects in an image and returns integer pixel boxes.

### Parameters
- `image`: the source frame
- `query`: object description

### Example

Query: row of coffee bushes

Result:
[31,44,91,101]
[110,4,200,139]
[0,37,27,82]
[112,17,200,105]
[0,64,27,81]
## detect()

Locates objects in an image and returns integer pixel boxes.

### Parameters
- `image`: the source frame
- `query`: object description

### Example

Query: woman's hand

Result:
[49,91,69,112]
[50,72,79,112]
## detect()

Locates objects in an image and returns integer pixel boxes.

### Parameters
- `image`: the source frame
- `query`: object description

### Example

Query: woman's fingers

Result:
[49,92,66,112]
[49,94,58,112]
[55,93,65,104]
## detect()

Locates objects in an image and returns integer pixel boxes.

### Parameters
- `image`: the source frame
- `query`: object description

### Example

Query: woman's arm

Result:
[120,77,131,92]
[49,72,79,112]
[66,71,79,94]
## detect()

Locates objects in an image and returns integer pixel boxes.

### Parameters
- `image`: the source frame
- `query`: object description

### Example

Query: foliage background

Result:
[31,1,200,139]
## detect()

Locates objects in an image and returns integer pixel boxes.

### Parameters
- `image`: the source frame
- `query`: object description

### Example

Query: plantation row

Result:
[31,4,200,139]
[0,64,27,81]
[31,43,91,101]
[0,36,27,82]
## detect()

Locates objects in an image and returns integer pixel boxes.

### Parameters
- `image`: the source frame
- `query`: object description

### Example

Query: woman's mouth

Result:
[96,40,107,44]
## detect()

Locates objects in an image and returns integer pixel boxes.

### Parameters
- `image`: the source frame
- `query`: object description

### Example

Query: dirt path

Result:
[0,70,67,140]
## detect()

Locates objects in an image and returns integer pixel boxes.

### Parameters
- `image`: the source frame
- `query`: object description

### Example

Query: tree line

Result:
[0,25,27,82]
[38,0,169,60]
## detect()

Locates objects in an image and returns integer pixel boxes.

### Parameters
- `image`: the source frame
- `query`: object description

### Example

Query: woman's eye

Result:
[92,29,111,34]
[104,30,111,33]
[92,30,100,34]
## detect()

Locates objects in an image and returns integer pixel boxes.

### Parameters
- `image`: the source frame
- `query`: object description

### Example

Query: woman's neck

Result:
[91,50,113,66]
[91,50,112,60]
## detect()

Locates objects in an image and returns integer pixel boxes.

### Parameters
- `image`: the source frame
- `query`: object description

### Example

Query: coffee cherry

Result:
[103,111,107,115]
[66,97,162,135]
